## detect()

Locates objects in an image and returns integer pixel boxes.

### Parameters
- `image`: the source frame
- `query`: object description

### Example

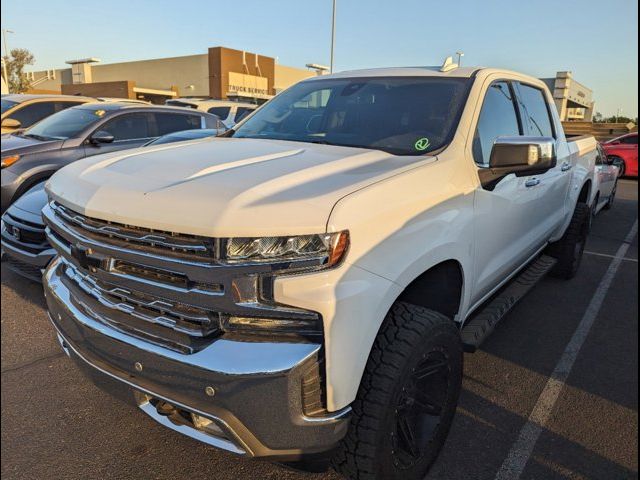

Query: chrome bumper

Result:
[44,257,350,459]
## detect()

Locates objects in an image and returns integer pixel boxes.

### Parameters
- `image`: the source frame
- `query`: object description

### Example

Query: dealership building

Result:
[26,46,323,104]
[541,71,595,122]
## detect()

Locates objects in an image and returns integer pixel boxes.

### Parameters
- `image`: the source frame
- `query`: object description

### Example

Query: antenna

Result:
[440,56,459,73]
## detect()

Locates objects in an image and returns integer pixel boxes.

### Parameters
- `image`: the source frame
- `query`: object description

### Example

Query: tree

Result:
[3,48,35,93]
[593,111,604,123]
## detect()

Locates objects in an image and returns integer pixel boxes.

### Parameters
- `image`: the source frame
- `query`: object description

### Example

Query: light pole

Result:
[456,51,464,67]
[1,29,13,90]
[2,29,14,59]
[330,0,336,73]
[616,108,623,123]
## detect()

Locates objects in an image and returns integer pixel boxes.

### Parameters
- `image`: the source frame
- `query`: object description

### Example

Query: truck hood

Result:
[46,137,435,237]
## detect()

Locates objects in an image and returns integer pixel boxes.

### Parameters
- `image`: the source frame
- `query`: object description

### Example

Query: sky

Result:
[1,0,638,117]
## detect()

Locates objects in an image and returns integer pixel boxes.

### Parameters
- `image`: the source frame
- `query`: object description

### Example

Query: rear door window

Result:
[473,81,521,166]
[101,113,153,140]
[234,107,254,123]
[621,134,638,145]
[207,106,231,120]
[515,83,555,138]
[154,112,202,135]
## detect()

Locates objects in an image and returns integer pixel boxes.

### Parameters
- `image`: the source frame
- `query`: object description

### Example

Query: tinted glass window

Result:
[25,107,102,140]
[101,113,152,140]
[621,134,638,145]
[204,115,225,130]
[516,83,554,137]
[473,82,521,165]
[9,102,57,128]
[1,99,18,114]
[154,113,201,136]
[595,145,604,165]
[234,107,254,123]
[52,101,85,113]
[207,106,231,119]
[233,77,471,156]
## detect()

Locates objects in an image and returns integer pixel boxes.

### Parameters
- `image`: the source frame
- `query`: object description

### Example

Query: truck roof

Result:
[308,66,482,80]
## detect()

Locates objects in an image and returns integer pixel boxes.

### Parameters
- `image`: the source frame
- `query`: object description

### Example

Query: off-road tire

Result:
[331,302,463,480]
[547,202,590,279]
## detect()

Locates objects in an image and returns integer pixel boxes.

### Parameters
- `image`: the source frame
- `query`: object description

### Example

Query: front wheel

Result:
[332,302,463,480]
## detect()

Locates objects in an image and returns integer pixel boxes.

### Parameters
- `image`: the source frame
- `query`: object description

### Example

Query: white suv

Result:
[165,98,257,127]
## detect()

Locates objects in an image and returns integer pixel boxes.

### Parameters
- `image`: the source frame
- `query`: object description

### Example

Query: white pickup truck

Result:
[42,62,599,480]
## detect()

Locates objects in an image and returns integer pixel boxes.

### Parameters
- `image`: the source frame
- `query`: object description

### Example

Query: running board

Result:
[461,255,557,352]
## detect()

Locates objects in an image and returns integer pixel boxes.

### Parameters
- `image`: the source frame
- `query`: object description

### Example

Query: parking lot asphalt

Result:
[1,179,637,480]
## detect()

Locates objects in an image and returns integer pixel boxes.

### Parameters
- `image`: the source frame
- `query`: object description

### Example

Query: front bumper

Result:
[44,257,350,459]
[1,211,54,282]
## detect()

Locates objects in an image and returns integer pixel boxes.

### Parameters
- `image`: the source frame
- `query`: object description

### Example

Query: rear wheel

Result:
[332,302,462,480]
[547,203,590,279]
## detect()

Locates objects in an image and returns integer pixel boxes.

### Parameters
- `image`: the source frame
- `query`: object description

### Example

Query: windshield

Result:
[232,76,471,155]
[23,106,103,140]
[1,99,19,114]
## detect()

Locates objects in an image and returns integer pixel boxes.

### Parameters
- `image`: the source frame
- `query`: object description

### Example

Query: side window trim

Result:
[514,82,557,139]
[473,79,523,168]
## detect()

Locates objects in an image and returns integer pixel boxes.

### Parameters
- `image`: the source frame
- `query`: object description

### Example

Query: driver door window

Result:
[472,81,521,166]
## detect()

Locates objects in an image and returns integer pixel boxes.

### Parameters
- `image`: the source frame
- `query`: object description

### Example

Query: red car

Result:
[602,132,638,177]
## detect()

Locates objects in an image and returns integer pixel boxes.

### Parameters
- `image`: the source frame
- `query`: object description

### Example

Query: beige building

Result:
[26,46,320,103]
[541,71,595,122]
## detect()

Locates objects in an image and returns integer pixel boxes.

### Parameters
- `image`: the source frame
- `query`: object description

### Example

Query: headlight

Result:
[225,231,349,268]
[1,155,20,169]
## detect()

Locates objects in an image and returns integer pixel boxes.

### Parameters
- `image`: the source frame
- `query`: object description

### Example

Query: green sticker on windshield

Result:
[414,137,430,151]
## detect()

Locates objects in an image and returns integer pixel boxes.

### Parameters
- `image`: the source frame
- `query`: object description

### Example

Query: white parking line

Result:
[584,250,638,262]
[494,219,638,480]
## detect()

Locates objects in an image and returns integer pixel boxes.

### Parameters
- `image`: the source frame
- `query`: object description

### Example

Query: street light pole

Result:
[1,29,13,91]
[456,51,464,67]
[2,29,14,59]
[330,0,336,73]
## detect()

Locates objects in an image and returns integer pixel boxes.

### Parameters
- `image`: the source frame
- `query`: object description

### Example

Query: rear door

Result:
[470,80,546,305]
[513,82,572,238]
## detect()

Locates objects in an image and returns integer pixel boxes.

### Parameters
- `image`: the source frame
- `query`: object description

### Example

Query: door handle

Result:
[561,162,573,172]
[525,178,540,187]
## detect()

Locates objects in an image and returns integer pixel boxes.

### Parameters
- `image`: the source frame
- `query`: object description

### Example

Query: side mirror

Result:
[90,130,115,145]
[604,156,615,166]
[1,118,21,129]
[479,136,557,190]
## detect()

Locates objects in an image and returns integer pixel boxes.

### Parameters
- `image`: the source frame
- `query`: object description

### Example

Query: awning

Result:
[133,87,177,97]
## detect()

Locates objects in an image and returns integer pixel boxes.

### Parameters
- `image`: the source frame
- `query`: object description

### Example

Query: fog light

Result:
[191,413,225,436]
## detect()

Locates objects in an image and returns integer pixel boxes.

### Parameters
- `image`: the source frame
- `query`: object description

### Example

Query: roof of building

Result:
[2,93,94,102]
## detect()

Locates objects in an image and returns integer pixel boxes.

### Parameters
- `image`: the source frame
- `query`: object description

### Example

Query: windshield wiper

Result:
[22,133,55,141]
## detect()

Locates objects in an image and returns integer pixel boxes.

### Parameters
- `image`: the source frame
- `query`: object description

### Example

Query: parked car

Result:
[602,132,638,177]
[165,98,257,127]
[1,128,222,281]
[1,102,222,212]
[42,64,598,480]
[590,143,619,223]
[1,94,94,134]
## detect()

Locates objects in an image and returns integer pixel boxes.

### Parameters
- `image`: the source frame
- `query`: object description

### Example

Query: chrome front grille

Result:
[61,261,222,353]
[51,202,217,261]
[43,201,321,354]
